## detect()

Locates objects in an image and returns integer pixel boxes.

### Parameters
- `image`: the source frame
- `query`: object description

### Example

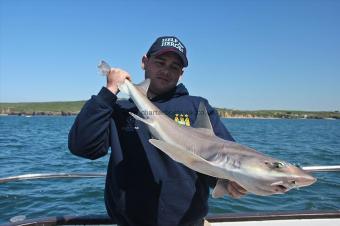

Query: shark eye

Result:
[265,161,286,169]
[273,162,285,168]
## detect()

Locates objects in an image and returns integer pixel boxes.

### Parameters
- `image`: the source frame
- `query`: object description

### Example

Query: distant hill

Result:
[215,107,340,120]
[0,101,339,119]
[0,101,86,116]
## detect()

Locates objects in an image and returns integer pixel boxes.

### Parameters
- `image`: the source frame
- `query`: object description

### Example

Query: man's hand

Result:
[106,68,131,94]
[226,181,247,199]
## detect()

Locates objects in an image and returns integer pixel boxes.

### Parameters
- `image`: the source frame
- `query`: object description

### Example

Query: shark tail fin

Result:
[118,80,130,95]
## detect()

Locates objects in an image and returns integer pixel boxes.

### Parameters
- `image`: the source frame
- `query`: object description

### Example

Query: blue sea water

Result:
[0,116,339,223]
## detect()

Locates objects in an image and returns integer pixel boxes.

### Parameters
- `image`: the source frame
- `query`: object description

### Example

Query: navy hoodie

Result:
[68,83,234,226]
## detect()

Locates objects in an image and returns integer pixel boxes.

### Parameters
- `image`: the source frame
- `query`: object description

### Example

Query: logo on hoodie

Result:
[174,113,190,126]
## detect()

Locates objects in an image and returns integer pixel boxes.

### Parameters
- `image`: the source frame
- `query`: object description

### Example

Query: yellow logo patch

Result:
[174,113,190,126]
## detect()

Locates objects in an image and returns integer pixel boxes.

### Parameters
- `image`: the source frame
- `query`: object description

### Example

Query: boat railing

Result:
[1,165,340,184]
[1,166,340,225]
[0,172,106,184]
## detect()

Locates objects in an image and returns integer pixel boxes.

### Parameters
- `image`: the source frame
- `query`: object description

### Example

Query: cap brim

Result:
[152,48,188,67]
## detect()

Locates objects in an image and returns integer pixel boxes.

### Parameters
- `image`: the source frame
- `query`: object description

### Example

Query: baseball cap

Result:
[146,36,188,67]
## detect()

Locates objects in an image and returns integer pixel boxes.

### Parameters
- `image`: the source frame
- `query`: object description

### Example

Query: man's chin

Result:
[149,86,173,96]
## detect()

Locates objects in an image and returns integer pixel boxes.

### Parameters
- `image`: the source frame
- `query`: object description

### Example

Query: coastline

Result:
[1,112,339,120]
[0,111,78,116]
[216,108,340,120]
[1,101,339,119]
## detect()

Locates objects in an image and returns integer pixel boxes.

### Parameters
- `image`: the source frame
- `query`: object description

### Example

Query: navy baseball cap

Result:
[146,36,188,67]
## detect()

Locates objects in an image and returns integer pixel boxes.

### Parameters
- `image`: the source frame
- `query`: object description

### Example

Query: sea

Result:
[0,116,339,224]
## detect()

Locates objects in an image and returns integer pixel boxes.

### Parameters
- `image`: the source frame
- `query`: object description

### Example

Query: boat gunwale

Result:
[206,210,340,222]
[1,210,340,226]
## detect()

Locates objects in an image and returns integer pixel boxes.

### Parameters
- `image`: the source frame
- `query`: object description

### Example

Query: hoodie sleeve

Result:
[68,87,117,160]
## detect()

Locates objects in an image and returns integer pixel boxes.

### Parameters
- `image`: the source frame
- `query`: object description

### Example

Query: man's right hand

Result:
[106,68,131,94]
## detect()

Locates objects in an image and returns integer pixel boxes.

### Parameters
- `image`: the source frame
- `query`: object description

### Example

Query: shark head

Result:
[265,160,316,192]
[236,156,316,196]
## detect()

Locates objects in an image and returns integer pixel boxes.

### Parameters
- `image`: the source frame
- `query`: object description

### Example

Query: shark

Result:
[98,62,316,197]
[117,78,316,197]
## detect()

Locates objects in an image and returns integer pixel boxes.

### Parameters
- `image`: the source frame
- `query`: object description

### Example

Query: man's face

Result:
[143,52,184,98]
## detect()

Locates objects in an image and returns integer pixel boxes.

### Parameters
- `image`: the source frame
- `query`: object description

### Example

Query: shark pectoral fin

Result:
[149,139,220,177]
[212,179,230,198]
[129,112,153,127]
[149,139,197,164]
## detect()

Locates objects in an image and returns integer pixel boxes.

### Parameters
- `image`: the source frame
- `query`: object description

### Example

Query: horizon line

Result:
[0,100,339,113]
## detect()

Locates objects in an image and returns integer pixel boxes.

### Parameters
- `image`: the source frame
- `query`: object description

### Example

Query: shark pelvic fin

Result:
[192,102,215,135]
[212,179,230,198]
[129,112,153,127]
[149,139,221,177]
[135,79,151,96]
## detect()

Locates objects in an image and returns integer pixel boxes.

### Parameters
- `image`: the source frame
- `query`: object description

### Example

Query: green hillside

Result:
[0,101,86,115]
[215,108,340,119]
[0,101,339,119]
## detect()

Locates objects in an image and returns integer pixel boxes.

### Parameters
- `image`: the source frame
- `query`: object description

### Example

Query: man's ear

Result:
[141,55,148,70]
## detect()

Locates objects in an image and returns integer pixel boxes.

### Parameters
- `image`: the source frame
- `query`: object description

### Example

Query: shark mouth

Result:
[270,180,296,193]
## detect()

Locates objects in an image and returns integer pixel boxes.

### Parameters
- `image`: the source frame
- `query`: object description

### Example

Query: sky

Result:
[0,0,339,111]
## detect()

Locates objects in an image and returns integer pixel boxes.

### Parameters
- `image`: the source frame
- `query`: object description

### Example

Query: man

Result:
[68,36,246,226]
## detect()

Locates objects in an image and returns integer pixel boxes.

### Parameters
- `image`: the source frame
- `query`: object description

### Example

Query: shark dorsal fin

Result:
[193,102,215,135]
[135,79,151,96]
